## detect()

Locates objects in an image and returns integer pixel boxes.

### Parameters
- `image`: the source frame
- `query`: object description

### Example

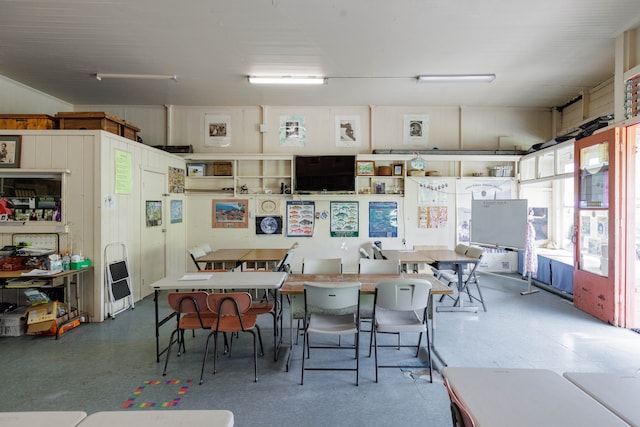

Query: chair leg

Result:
[162,328,179,376]
[355,330,359,386]
[474,281,487,312]
[250,329,258,382]
[373,329,379,383]
[199,331,215,385]
[255,324,264,357]
[301,327,307,385]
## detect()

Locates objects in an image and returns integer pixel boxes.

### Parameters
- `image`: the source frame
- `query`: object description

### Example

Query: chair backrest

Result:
[465,247,483,260]
[443,377,477,427]
[374,279,432,311]
[188,246,207,270]
[303,282,361,311]
[454,244,470,255]
[302,258,342,274]
[359,258,400,274]
[275,248,296,272]
[359,248,370,259]
[206,292,252,316]
[371,245,387,260]
[198,243,213,253]
[167,291,209,315]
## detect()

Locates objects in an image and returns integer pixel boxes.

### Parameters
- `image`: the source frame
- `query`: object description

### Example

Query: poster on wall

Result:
[204,114,231,147]
[418,206,448,229]
[212,199,248,228]
[114,149,132,194]
[279,115,306,147]
[335,116,361,147]
[286,201,314,237]
[255,216,283,235]
[168,167,185,193]
[170,200,183,224]
[330,201,359,237]
[403,114,429,146]
[369,201,397,238]
[417,179,449,205]
[145,200,162,227]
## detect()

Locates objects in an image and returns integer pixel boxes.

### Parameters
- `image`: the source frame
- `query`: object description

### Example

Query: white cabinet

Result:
[356,154,407,196]
[184,154,293,196]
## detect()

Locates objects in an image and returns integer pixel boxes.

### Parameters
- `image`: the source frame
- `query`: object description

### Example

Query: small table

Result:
[419,249,480,312]
[148,271,288,363]
[195,249,252,270]
[239,248,290,271]
[442,367,629,427]
[77,410,234,427]
[0,411,87,426]
[563,372,640,426]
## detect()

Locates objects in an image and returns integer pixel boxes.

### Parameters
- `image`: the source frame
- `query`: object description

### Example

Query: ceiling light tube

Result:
[417,74,496,83]
[248,76,327,85]
[95,73,177,82]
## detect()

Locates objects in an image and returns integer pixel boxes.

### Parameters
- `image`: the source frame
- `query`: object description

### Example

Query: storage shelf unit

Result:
[183,154,293,196]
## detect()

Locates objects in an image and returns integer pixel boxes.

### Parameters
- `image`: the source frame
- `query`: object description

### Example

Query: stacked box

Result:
[0,307,27,337]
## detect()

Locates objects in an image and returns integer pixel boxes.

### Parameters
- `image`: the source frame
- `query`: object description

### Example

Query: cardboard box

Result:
[25,301,65,325]
[0,306,27,337]
[26,307,78,335]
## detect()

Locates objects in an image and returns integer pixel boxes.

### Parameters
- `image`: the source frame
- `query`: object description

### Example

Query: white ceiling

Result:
[2,0,640,109]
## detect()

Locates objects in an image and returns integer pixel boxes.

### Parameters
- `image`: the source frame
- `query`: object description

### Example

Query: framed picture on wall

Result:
[392,163,404,176]
[212,199,248,228]
[0,135,21,168]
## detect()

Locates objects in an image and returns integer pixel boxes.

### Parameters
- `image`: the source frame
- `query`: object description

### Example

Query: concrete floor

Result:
[2,273,640,426]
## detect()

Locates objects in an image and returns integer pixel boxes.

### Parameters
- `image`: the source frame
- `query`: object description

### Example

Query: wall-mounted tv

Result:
[294,155,356,193]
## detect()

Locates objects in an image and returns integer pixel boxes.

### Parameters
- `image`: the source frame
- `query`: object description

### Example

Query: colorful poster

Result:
[168,167,185,193]
[369,201,397,238]
[330,201,359,237]
[256,216,283,235]
[418,206,447,228]
[170,200,183,224]
[286,201,314,237]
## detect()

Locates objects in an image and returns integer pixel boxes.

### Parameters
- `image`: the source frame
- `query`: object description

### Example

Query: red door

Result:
[573,128,628,326]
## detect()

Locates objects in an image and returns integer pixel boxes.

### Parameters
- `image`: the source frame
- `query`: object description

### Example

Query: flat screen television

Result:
[294,155,356,193]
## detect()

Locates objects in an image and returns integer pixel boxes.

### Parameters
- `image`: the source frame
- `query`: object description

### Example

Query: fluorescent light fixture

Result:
[248,76,327,85]
[417,74,496,83]
[95,73,177,82]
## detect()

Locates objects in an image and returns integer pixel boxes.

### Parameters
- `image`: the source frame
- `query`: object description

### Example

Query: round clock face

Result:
[260,216,278,234]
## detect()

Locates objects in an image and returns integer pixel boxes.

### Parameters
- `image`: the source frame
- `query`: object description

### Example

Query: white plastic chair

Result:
[187,246,207,271]
[301,282,361,386]
[369,278,433,383]
[302,258,343,274]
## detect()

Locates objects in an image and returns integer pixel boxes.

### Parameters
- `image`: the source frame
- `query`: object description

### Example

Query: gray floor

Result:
[2,273,640,426]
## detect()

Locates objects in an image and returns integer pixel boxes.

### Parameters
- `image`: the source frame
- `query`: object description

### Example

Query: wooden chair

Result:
[200,292,264,383]
[443,376,477,427]
[163,291,216,376]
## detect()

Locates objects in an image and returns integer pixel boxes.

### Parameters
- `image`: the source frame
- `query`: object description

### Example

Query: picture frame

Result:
[392,163,404,176]
[356,160,375,176]
[187,163,206,177]
[212,199,248,228]
[0,135,21,168]
[204,114,231,147]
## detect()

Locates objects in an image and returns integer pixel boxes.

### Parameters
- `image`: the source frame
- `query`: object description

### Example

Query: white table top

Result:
[442,367,629,427]
[148,271,288,291]
[564,372,640,426]
[77,410,234,427]
[0,411,87,426]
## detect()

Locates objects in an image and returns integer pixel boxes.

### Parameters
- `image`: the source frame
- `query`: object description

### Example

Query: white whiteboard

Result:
[470,199,528,250]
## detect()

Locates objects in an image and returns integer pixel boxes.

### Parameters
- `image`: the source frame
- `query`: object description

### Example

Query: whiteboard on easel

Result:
[470,199,528,250]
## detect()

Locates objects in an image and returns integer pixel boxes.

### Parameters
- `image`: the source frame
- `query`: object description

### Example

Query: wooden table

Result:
[195,248,289,271]
[419,249,481,312]
[148,271,288,362]
[564,372,640,426]
[281,273,453,371]
[0,411,87,426]
[442,367,630,427]
[385,250,435,273]
[77,410,234,427]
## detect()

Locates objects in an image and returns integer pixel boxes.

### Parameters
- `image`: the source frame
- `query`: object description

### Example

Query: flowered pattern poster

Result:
[418,206,447,229]
[330,201,359,237]
[286,201,314,237]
